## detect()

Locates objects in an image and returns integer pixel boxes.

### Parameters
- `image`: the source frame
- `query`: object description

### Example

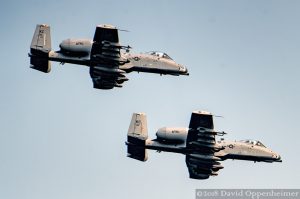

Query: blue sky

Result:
[0,0,299,199]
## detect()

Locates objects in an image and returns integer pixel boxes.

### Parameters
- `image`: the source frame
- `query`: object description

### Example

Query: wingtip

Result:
[97,24,116,29]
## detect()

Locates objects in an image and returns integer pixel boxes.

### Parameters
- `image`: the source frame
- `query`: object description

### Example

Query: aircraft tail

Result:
[29,24,51,73]
[126,113,148,161]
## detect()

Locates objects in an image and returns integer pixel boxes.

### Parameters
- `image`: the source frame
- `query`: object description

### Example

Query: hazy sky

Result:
[0,0,299,199]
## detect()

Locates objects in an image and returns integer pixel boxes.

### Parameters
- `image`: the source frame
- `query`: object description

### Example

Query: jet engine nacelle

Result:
[59,38,92,55]
[156,127,188,142]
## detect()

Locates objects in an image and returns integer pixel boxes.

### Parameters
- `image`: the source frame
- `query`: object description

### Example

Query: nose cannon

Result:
[179,65,189,75]
[275,155,282,162]
[271,152,282,162]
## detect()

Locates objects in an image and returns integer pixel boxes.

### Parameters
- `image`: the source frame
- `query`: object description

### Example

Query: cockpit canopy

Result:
[240,139,266,148]
[146,51,173,60]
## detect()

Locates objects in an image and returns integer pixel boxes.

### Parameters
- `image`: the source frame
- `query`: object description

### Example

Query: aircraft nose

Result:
[276,155,282,162]
[273,153,282,162]
[179,65,189,75]
[184,67,189,75]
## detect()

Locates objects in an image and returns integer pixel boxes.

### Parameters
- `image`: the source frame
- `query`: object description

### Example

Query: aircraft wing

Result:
[185,111,224,179]
[89,25,129,89]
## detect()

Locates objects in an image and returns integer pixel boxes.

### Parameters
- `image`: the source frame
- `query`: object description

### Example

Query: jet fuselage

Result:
[57,38,188,75]
[143,127,282,163]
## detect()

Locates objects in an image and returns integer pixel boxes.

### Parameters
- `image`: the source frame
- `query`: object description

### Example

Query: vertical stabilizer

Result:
[29,24,51,73]
[126,113,148,161]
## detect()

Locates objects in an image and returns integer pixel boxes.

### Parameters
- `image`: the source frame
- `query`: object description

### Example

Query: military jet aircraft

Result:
[126,111,282,180]
[29,24,188,89]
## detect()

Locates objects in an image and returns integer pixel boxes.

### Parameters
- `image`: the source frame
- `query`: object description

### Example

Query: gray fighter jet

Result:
[126,111,282,180]
[29,24,188,89]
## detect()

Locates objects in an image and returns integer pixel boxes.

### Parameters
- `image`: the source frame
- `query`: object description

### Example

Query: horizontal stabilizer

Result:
[127,141,148,161]
[30,57,51,73]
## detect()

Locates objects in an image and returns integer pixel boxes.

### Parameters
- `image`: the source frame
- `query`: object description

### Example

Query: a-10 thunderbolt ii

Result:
[28,24,188,89]
[126,111,282,180]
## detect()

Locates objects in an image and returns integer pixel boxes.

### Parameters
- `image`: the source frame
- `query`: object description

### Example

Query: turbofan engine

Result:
[59,38,92,56]
[156,127,188,143]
